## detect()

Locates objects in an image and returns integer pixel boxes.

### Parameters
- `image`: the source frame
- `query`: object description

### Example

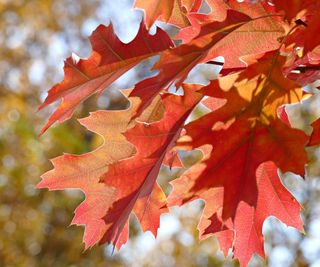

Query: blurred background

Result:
[1,0,320,266]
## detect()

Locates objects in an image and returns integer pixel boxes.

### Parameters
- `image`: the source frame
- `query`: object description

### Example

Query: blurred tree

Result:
[0,1,122,266]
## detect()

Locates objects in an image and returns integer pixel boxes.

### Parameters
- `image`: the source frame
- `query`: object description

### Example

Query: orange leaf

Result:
[131,9,284,115]
[39,85,202,249]
[38,98,139,248]
[168,56,307,266]
[38,22,173,134]
[135,0,202,29]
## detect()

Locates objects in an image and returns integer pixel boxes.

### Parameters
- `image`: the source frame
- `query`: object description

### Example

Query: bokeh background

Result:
[1,0,320,266]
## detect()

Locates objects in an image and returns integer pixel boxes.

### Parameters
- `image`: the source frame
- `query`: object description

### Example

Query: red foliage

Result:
[38,1,320,266]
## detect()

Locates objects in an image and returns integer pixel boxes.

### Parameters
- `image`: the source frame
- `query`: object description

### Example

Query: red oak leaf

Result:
[168,56,307,266]
[131,9,284,115]
[271,0,319,21]
[38,22,173,134]
[169,158,303,265]
[38,1,320,265]
[308,119,320,146]
[205,0,276,22]
[284,47,320,86]
[303,15,320,55]
[98,86,202,247]
[163,149,184,169]
[135,0,202,29]
[284,11,320,58]
[38,85,202,249]
[37,98,139,248]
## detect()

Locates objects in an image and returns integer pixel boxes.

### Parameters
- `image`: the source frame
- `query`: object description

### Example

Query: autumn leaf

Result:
[271,0,319,21]
[37,96,139,248]
[283,10,320,58]
[302,15,320,55]
[308,119,320,146]
[163,149,184,169]
[131,9,284,116]
[97,85,202,247]
[38,1,320,265]
[38,85,202,249]
[135,0,202,29]
[169,155,303,265]
[38,22,173,134]
[284,47,320,86]
[168,56,308,266]
[205,0,276,22]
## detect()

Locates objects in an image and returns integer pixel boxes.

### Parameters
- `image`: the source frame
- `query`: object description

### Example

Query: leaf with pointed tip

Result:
[163,149,184,169]
[205,0,275,22]
[284,47,320,86]
[38,1,320,264]
[181,160,303,265]
[38,85,202,249]
[135,0,202,29]
[38,22,173,134]
[97,85,202,248]
[37,98,140,248]
[130,9,284,115]
[271,0,319,21]
[168,56,307,266]
[302,15,320,55]
[308,119,320,146]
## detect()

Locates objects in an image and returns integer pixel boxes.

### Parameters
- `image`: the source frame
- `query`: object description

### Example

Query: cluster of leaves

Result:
[38,1,320,266]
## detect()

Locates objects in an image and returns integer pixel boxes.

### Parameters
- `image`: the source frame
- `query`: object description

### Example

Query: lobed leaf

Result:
[39,85,202,249]
[131,9,284,116]
[135,0,202,29]
[38,1,320,265]
[168,55,308,266]
[39,22,173,134]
